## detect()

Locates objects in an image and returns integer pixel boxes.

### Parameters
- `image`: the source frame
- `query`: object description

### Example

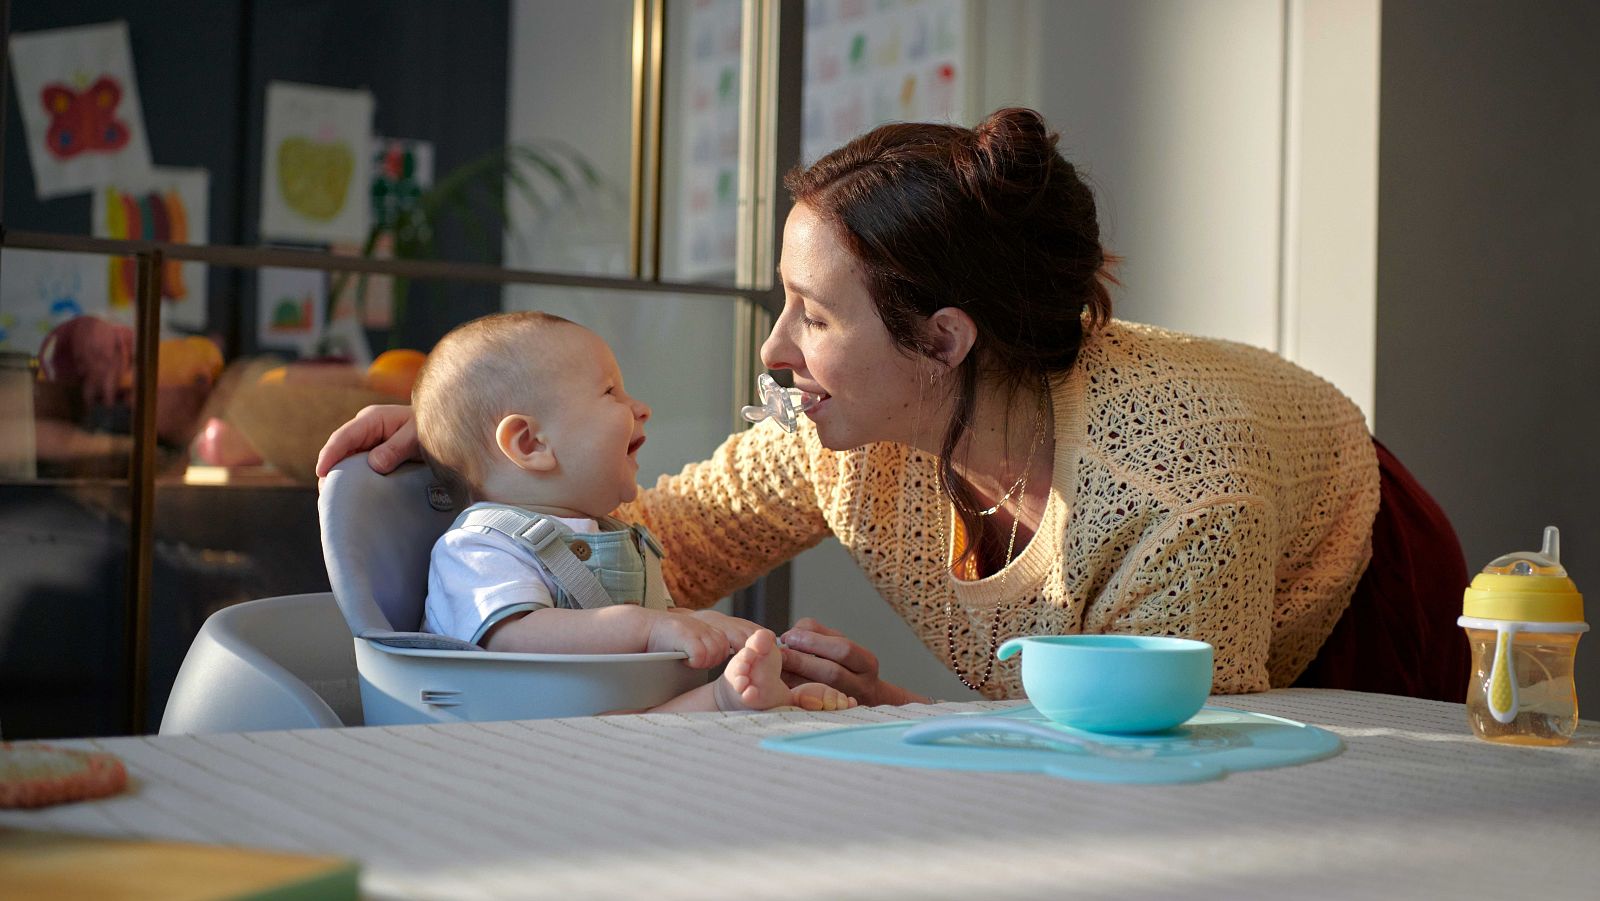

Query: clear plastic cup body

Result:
[1462,627,1581,745]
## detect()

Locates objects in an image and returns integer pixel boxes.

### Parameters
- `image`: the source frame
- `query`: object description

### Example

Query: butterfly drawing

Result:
[41,76,131,160]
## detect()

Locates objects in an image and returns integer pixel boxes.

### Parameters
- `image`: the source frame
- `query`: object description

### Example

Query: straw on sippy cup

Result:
[740,373,821,433]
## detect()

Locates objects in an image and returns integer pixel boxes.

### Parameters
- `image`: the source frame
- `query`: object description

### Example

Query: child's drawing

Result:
[94,167,210,330]
[0,250,111,353]
[255,267,325,354]
[259,82,373,244]
[8,20,153,199]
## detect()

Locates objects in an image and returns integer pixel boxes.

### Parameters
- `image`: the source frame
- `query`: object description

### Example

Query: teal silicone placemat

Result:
[761,705,1343,784]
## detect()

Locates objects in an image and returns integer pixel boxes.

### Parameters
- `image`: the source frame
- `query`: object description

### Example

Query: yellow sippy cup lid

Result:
[1462,526,1585,623]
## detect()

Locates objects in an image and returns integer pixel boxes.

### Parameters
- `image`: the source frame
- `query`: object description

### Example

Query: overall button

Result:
[569,539,592,561]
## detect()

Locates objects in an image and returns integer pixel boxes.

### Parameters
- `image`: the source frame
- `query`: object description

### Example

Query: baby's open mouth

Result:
[627,435,646,455]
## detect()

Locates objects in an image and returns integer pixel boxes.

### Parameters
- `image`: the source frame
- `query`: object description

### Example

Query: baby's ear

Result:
[495,414,556,472]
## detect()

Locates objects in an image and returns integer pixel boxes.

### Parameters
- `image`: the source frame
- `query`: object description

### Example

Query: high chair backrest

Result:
[319,455,468,645]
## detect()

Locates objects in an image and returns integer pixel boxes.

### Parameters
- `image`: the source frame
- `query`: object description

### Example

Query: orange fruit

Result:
[157,336,224,388]
[366,349,427,398]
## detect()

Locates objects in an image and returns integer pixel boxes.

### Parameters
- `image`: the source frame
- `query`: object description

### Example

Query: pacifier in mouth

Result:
[740,373,822,433]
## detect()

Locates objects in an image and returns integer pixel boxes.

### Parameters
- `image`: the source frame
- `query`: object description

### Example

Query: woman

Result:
[318,108,1468,704]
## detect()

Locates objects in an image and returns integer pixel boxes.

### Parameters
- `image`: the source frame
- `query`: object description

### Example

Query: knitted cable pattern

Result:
[621,321,1380,699]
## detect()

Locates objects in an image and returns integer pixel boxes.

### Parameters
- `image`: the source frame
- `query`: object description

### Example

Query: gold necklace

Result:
[971,397,1047,517]
[942,378,1048,691]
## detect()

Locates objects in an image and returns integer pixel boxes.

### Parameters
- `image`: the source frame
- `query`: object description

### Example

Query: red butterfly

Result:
[41,76,131,160]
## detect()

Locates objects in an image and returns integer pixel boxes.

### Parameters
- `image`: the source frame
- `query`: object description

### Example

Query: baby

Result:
[414,311,853,713]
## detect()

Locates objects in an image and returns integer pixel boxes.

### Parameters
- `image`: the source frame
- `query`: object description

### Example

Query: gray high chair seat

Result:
[318,455,703,725]
[161,592,362,734]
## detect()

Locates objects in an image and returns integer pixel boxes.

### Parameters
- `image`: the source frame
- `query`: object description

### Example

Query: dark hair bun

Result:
[974,107,1056,157]
[958,107,1063,217]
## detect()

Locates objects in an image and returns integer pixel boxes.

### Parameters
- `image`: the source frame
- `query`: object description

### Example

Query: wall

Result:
[1375,0,1600,706]
[1031,0,1287,352]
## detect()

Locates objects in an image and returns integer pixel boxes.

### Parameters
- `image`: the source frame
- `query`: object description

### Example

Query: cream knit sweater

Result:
[622,321,1380,698]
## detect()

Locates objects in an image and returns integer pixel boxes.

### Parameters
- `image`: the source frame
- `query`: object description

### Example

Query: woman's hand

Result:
[779,617,929,707]
[315,404,420,477]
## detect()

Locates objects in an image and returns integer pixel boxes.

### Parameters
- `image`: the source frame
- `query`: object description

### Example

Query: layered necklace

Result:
[942,378,1050,692]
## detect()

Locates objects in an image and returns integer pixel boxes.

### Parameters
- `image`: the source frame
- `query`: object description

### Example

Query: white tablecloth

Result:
[3,689,1597,900]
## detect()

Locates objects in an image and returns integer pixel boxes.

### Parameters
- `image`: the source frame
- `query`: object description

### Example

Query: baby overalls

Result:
[451,502,672,611]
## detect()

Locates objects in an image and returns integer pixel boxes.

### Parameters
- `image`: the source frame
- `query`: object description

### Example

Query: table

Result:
[3,690,1597,899]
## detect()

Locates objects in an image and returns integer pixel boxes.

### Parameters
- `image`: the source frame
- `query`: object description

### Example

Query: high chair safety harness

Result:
[452,503,673,612]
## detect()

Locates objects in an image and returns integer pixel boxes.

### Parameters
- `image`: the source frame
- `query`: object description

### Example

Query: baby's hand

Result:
[685,609,762,649]
[647,612,734,669]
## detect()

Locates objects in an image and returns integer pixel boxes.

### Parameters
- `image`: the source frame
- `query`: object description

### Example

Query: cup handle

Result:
[1487,624,1520,725]
[996,637,1025,661]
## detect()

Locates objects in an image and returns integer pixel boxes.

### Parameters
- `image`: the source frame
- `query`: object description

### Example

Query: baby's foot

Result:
[789,681,857,711]
[715,629,793,712]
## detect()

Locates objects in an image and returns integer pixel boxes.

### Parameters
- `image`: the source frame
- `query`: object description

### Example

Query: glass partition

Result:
[1,2,652,289]
[0,1,796,738]
[0,245,140,738]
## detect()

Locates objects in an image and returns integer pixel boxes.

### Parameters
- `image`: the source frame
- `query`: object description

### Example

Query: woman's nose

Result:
[760,319,797,372]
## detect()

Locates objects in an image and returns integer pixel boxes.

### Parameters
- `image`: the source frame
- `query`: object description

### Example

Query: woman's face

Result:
[761,202,932,451]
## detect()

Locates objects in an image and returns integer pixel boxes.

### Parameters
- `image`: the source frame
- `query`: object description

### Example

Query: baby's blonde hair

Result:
[413,311,575,500]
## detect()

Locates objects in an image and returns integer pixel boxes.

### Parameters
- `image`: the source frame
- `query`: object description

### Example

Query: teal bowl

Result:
[997,635,1214,733]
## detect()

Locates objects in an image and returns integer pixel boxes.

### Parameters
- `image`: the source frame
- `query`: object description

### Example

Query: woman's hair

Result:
[784,107,1115,566]
[413,310,574,501]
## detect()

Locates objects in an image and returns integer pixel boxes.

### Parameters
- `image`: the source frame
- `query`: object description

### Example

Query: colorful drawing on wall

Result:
[92,167,210,330]
[801,0,966,165]
[43,77,130,159]
[255,267,326,354]
[327,137,434,329]
[0,250,111,353]
[370,136,433,235]
[8,20,154,199]
[259,82,373,244]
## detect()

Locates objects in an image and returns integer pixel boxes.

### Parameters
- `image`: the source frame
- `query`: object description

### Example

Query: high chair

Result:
[160,591,362,734]
[317,455,704,726]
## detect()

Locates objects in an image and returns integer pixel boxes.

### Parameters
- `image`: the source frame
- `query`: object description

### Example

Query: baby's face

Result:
[534,327,652,515]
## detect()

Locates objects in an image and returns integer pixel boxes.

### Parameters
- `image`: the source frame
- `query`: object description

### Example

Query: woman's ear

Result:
[494,414,556,472]
[925,306,978,372]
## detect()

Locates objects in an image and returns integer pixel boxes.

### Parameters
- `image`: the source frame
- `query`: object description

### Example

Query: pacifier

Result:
[740,373,822,433]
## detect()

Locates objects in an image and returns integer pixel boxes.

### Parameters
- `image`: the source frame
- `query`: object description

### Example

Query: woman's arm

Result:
[618,422,834,608]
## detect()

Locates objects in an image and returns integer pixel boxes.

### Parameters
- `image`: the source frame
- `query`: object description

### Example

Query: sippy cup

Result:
[1459,526,1587,745]
[740,373,821,433]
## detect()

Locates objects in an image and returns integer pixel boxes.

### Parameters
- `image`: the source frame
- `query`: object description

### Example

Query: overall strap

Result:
[455,505,615,610]
[632,523,670,610]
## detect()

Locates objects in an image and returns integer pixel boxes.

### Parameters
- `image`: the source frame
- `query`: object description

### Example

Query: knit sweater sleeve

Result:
[616,421,835,608]
[1101,495,1276,694]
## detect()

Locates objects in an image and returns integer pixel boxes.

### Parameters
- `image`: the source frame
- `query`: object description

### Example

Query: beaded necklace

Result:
[942,379,1049,691]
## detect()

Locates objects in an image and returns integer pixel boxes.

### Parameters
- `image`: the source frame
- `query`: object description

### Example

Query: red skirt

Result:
[1294,439,1470,702]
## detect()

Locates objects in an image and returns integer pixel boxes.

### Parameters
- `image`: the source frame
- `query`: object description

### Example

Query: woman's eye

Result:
[801,313,826,330]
